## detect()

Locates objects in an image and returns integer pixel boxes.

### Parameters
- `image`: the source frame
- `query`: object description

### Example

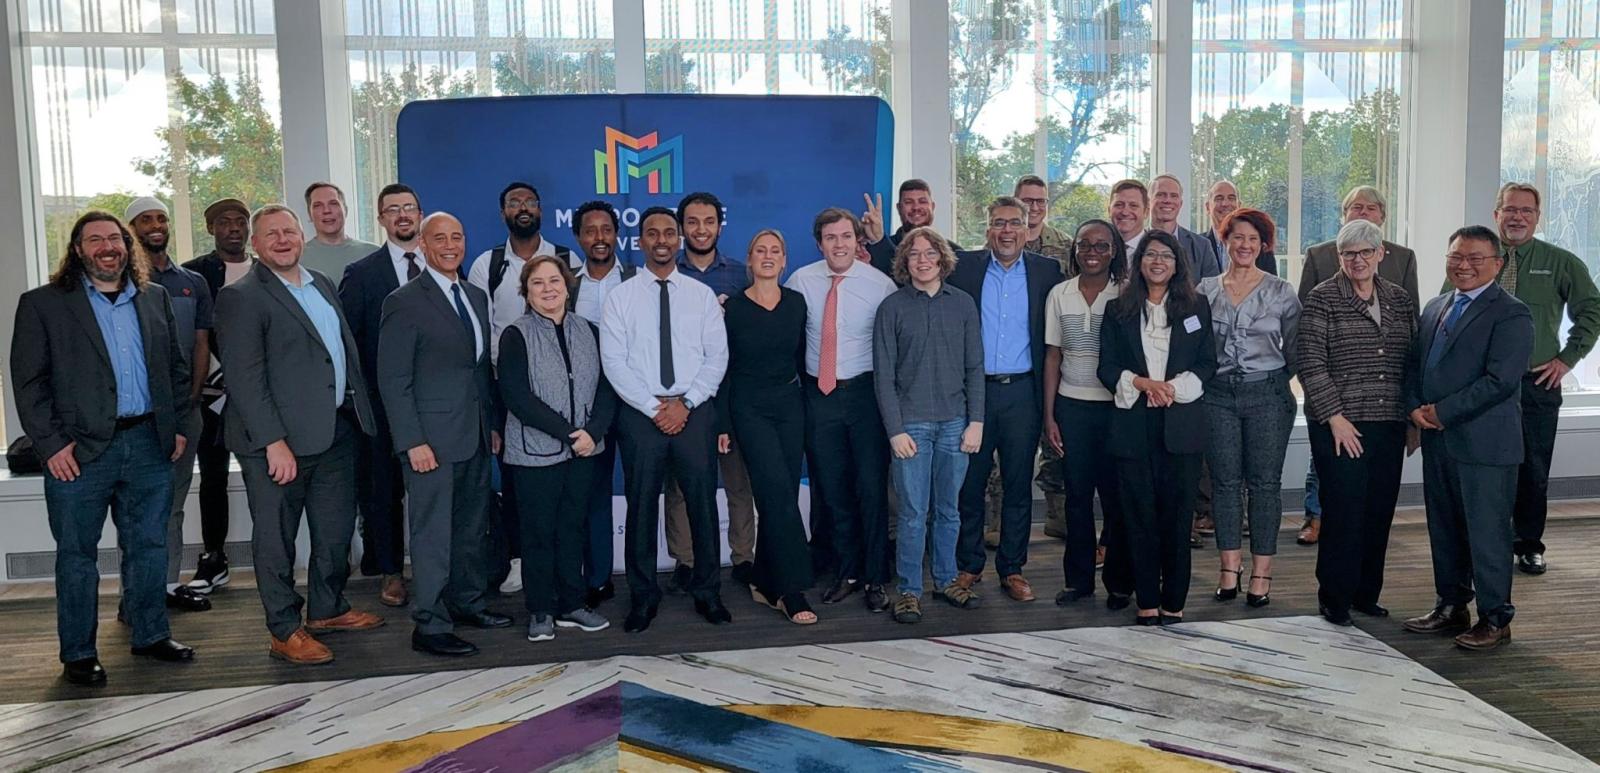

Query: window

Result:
[345,0,615,240]
[19,0,282,265]
[1192,0,1408,275]
[949,0,1155,248]
[1503,0,1600,391]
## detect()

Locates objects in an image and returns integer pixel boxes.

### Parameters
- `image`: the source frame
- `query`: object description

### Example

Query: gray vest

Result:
[501,312,605,467]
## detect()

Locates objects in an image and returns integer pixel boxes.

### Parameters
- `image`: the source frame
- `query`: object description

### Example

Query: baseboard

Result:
[5,540,256,582]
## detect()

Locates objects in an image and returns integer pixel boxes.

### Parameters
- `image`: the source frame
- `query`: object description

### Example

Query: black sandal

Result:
[778,593,818,625]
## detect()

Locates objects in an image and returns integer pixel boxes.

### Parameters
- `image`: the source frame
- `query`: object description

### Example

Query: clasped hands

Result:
[1132,376,1178,407]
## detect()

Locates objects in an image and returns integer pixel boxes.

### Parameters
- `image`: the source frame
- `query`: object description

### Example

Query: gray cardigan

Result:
[497,311,615,467]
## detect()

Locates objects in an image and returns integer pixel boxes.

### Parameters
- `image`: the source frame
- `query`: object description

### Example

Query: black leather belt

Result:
[114,413,153,431]
[985,372,1032,384]
[805,374,872,391]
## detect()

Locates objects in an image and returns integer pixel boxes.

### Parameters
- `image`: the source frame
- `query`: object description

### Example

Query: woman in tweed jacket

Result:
[1296,219,1417,628]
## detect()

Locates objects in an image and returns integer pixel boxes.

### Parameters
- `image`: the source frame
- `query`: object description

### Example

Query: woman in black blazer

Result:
[1098,229,1217,625]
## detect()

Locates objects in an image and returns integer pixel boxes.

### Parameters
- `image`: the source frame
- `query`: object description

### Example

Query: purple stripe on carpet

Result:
[406,683,621,773]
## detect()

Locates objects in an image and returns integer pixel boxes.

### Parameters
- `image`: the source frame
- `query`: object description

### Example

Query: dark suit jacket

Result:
[181,251,254,356]
[1406,283,1534,467]
[338,247,402,407]
[1204,230,1277,276]
[11,281,191,464]
[376,275,498,463]
[1174,225,1222,279]
[1300,239,1419,310]
[567,260,638,311]
[868,227,962,281]
[1097,300,1217,458]
[947,249,1062,407]
[215,262,375,456]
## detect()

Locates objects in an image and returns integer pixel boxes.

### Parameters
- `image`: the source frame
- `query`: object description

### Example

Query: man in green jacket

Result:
[1490,183,1600,575]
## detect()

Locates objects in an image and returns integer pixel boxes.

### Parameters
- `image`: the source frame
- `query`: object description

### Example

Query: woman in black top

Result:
[498,256,617,642]
[721,229,815,623]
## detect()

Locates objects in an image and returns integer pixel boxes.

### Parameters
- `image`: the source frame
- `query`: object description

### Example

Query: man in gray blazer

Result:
[378,212,509,657]
[1402,225,1533,652]
[1149,174,1222,279]
[215,205,383,666]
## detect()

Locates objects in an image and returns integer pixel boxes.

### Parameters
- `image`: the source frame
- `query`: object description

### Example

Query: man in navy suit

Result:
[1402,225,1533,651]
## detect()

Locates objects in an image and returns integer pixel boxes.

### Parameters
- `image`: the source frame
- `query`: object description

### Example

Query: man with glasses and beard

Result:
[125,197,213,614]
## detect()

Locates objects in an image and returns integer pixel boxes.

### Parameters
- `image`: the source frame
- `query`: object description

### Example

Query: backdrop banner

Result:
[398,94,893,571]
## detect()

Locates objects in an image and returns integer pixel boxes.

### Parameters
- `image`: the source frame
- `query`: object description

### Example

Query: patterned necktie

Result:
[450,284,475,354]
[1426,293,1472,370]
[404,252,420,280]
[817,274,845,394]
[1499,245,1519,296]
[658,279,675,389]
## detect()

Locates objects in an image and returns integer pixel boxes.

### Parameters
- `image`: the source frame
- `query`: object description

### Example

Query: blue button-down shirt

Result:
[84,279,151,417]
[981,252,1032,374]
[675,249,750,299]
[276,269,347,408]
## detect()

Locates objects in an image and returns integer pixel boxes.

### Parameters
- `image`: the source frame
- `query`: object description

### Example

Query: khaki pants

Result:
[665,436,755,567]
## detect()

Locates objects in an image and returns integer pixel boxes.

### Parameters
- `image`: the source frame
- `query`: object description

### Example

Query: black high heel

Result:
[1214,566,1244,602]
[1246,575,1272,608]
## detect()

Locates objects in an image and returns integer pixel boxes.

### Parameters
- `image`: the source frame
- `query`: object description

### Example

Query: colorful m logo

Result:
[594,127,685,195]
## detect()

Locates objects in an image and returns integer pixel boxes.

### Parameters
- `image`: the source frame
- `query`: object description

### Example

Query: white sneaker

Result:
[499,559,523,594]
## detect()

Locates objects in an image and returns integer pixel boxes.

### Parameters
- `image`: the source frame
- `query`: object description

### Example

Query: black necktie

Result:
[404,252,420,280]
[658,279,675,388]
[450,284,475,353]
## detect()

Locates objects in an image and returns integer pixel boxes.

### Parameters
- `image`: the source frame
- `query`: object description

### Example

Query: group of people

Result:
[14,165,1595,686]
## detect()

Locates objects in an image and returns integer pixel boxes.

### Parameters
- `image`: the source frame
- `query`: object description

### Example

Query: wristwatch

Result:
[682,397,696,410]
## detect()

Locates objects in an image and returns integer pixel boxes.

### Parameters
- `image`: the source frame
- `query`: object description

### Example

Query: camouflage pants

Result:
[984,438,1066,540]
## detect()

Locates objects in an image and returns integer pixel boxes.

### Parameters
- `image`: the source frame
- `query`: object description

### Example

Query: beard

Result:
[137,233,167,254]
[687,234,720,256]
[82,252,127,284]
[505,213,541,239]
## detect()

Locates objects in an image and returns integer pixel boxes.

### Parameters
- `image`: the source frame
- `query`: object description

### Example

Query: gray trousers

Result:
[166,407,204,585]
[1422,445,1516,627]
[1204,374,1296,555]
[241,412,359,640]
[403,449,491,635]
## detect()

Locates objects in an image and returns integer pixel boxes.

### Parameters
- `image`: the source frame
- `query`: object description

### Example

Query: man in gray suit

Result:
[216,205,383,666]
[1402,225,1533,652]
[378,212,509,657]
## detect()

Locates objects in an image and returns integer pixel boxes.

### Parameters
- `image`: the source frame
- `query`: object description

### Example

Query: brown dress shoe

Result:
[270,629,334,665]
[307,609,386,632]
[380,574,408,607]
[1454,620,1510,651]
[1296,519,1321,546]
[954,571,981,589]
[1002,574,1035,602]
[1402,605,1471,634]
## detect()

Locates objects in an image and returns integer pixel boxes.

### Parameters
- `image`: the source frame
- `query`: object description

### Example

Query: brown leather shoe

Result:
[1402,605,1471,634]
[1193,514,1215,535]
[1094,545,1106,568]
[1296,519,1321,546]
[1002,574,1035,602]
[1454,620,1510,651]
[269,629,334,665]
[954,571,981,589]
[306,609,386,632]
[380,574,408,607]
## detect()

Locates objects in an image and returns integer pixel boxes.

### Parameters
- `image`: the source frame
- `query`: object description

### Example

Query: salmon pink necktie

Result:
[818,274,845,394]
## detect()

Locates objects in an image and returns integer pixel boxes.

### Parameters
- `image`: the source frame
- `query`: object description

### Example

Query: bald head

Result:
[1204,180,1240,233]
[418,212,467,279]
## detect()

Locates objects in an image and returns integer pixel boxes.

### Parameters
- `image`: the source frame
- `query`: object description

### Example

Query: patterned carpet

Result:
[0,616,1593,772]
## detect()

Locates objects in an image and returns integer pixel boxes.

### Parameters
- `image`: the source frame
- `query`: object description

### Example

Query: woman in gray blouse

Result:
[1198,208,1300,608]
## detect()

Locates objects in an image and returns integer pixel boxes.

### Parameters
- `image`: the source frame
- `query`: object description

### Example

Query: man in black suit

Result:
[378,212,509,656]
[12,211,197,685]
[216,205,383,666]
[948,196,1060,604]
[337,182,423,608]
[1403,226,1534,652]
[861,180,962,278]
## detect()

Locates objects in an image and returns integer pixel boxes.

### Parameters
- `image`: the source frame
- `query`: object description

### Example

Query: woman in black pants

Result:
[1098,229,1216,625]
[722,229,816,624]
[498,255,617,642]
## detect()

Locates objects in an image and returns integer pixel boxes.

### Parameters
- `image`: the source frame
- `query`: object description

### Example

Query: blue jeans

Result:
[1304,460,1322,518]
[892,419,970,597]
[43,422,173,662]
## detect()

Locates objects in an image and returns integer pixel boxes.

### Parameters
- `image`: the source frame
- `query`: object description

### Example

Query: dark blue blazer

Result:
[1097,299,1217,458]
[338,247,404,408]
[947,249,1062,408]
[1406,282,1533,467]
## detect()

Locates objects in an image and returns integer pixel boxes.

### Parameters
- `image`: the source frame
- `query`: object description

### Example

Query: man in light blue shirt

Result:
[85,279,153,417]
[274,267,348,409]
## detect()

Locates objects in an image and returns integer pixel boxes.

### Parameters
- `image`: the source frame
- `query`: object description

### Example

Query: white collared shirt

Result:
[573,259,625,323]
[599,267,728,415]
[1124,229,1147,255]
[386,241,422,287]
[426,265,484,360]
[784,258,897,380]
[466,238,559,360]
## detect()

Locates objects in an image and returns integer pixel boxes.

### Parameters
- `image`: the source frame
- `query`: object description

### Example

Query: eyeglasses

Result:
[1445,253,1498,267]
[381,203,420,216]
[79,234,125,249]
[505,197,540,210]
[1074,241,1113,255]
[1498,206,1538,218]
[1017,197,1047,207]
[989,218,1025,230]
[1338,248,1377,262]
[1143,251,1177,263]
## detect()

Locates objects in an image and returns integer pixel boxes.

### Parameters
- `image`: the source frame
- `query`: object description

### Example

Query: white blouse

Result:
[1114,300,1205,409]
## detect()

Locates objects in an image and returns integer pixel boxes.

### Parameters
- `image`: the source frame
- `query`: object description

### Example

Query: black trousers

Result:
[1115,411,1202,613]
[195,407,233,554]
[1513,373,1560,555]
[804,376,891,584]
[617,404,722,607]
[355,402,406,576]
[1422,444,1517,627]
[512,458,594,617]
[732,382,813,599]
[1055,396,1131,595]
[583,434,619,590]
[486,458,522,590]
[957,376,1041,577]
[1310,420,1405,615]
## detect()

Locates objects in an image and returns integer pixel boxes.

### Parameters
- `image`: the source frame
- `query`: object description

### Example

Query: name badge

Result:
[1530,269,1552,276]
[1183,315,1201,334]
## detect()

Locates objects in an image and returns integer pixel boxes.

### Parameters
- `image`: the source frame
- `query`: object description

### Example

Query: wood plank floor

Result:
[2,508,1596,763]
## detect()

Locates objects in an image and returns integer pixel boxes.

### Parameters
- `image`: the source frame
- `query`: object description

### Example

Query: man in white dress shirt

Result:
[600,206,730,634]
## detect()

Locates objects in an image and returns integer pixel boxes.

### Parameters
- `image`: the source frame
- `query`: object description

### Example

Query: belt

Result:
[805,374,871,391]
[114,413,153,431]
[1217,369,1283,385]
[985,372,1032,384]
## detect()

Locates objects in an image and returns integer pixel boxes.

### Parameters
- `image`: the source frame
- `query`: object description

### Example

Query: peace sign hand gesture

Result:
[860,193,886,243]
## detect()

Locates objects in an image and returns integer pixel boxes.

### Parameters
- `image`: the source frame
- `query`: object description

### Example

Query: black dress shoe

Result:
[1159,614,1183,625]
[1517,553,1547,575]
[695,598,733,625]
[822,578,861,604]
[1105,592,1131,611]
[1353,602,1389,617]
[131,638,195,662]
[63,658,106,686]
[1055,587,1094,606]
[863,584,890,613]
[666,564,692,595]
[1320,605,1354,627]
[585,580,616,609]
[411,630,479,657]
[624,604,658,634]
[166,586,212,612]
[1134,615,1161,626]
[730,561,754,587]
[454,611,513,629]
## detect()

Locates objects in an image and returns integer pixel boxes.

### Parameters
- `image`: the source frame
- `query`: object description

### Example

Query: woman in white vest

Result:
[497,255,618,643]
